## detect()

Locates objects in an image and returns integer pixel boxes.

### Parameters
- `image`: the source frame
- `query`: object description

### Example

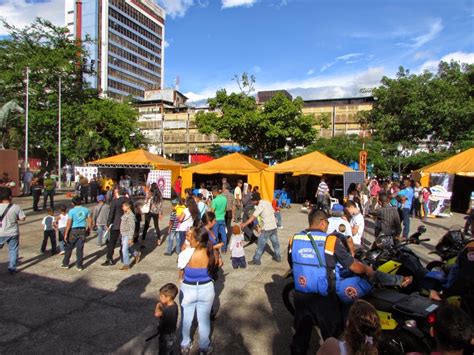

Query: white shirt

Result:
[57,213,68,229]
[229,234,245,258]
[178,208,194,232]
[253,200,278,231]
[327,217,352,238]
[350,213,365,246]
[234,186,242,200]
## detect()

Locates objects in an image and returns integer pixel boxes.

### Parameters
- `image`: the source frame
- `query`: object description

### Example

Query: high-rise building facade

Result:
[65,0,165,100]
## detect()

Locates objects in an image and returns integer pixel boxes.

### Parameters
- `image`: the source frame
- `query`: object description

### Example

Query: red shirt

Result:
[272,199,280,212]
[174,179,182,195]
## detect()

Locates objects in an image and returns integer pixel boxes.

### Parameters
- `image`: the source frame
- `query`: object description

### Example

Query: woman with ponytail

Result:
[178,225,218,355]
[317,299,381,355]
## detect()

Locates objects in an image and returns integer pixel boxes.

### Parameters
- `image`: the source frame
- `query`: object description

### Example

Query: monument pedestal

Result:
[0,149,20,196]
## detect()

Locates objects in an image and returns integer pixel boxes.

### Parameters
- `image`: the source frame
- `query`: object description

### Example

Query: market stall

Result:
[88,149,182,198]
[417,148,474,212]
[182,153,268,198]
[262,150,354,203]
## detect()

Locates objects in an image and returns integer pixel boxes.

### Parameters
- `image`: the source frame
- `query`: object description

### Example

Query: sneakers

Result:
[101,260,113,266]
[164,252,172,256]
[278,226,284,230]
[59,251,65,255]
[273,256,282,262]
[60,264,69,269]
[181,346,191,355]
[75,266,84,272]
[249,260,261,266]
[199,346,213,355]
[8,268,17,275]
[120,265,130,271]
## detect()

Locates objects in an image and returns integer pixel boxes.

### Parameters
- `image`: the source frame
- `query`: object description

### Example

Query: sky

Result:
[1,0,473,103]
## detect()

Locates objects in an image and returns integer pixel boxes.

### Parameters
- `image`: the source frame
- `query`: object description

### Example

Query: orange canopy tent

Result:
[89,149,182,184]
[182,153,269,198]
[261,151,354,200]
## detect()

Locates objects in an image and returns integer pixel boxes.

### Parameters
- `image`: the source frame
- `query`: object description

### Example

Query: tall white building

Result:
[65,0,165,100]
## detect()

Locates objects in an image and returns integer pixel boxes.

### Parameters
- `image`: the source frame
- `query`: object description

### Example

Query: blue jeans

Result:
[121,235,138,266]
[178,231,187,250]
[274,211,282,228]
[0,235,19,271]
[96,225,106,246]
[402,208,411,238]
[253,229,281,263]
[212,220,227,251]
[58,228,66,252]
[180,281,215,351]
[167,230,179,254]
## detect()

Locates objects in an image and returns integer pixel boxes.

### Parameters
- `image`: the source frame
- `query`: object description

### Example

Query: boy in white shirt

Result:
[345,200,365,249]
[229,225,246,269]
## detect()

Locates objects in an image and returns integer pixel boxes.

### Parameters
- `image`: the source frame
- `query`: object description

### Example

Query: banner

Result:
[147,170,172,199]
[74,166,98,182]
[428,173,454,217]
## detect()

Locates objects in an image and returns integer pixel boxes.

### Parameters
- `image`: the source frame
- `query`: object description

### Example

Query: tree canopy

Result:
[367,61,474,148]
[195,83,316,159]
[0,18,143,167]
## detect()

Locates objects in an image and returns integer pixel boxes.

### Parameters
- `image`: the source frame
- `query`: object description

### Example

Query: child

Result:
[165,199,180,256]
[41,208,57,255]
[92,195,110,247]
[154,283,179,355]
[119,201,141,271]
[54,205,68,255]
[272,193,283,230]
[229,225,246,269]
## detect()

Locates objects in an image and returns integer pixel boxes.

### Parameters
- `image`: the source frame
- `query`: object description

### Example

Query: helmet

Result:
[435,229,466,257]
[375,234,394,250]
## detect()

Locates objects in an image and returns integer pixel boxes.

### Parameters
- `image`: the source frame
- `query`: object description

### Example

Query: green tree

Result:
[196,88,316,159]
[368,62,474,147]
[0,18,143,167]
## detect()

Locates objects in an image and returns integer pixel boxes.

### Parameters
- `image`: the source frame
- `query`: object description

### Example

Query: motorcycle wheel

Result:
[282,282,296,316]
[379,329,431,354]
[426,260,444,272]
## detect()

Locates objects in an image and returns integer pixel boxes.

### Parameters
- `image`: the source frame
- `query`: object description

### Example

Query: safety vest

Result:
[290,231,340,295]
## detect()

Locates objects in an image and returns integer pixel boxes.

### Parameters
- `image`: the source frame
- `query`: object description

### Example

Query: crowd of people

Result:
[1,170,472,354]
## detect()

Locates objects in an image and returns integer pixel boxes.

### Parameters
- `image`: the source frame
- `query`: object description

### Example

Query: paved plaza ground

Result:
[0,193,468,354]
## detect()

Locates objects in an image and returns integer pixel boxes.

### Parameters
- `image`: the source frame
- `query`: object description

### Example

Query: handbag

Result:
[141,199,151,214]
[0,203,13,229]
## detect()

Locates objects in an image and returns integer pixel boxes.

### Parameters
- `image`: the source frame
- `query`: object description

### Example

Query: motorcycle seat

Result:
[364,289,407,313]
[392,293,439,318]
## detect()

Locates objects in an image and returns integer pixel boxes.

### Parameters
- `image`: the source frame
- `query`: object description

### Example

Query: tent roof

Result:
[266,150,354,176]
[418,148,474,176]
[89,149,181,169]
[183,152,268,174]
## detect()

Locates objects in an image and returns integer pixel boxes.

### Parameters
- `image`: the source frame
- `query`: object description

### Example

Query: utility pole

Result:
[58,77,62,189]
[25,67,29,170]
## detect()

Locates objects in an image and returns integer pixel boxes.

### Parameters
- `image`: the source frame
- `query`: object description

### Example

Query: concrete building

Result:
[65,0,165,101]
[136,89,235,163]
[136,89,374,162]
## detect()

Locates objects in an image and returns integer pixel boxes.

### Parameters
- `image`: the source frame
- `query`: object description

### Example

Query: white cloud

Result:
[185,67,385,103]
[411,18,443,49]
[158,0,194,18]
[335,53,363,62]
[222,0,257,9]
[252,65,262,73]
[0,0,64,36]
[320,62,334,72]
[306,68,315,76]
[419,51,474,72]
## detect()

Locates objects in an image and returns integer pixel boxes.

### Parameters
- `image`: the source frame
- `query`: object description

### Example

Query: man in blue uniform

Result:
[288,209,374,355]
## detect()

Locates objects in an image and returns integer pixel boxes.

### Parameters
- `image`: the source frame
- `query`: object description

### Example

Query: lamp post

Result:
[284,144,289,161]
[397,143,403,179]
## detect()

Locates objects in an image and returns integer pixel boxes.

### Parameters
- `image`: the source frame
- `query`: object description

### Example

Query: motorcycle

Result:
[357,226,430,293]
[426,227,469,272]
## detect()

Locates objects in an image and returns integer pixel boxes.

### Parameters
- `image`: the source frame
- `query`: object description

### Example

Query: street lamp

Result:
[397,144,403,179]
[284,144,290,161]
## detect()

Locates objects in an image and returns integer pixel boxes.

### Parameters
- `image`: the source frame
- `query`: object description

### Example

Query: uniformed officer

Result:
[288,209,374,355]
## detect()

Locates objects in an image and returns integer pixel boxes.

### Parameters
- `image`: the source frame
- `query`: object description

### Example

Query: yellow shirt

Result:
[175,204,186,217]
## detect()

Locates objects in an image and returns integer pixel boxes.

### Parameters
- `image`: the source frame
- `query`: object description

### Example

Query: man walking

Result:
[22,168,33,196]
[315,176,330,214]
[89,175,100,203]
[61,196,92,271]
[43,172,56,210]
[211,186,228,252]
[221,183,235,243]
[233,180,243,223]
[102,187,129,266]
[0,187,26,275]
[398,178,414,240]
[372,193,401,238]
[241,192,281,265]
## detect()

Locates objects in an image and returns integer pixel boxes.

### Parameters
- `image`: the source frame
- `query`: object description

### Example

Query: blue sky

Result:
[1,0,473,102]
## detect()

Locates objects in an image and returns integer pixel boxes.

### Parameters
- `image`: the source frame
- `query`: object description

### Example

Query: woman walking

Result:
[141,183,163,246]
[178,226,218,355]
[177,197,200,250]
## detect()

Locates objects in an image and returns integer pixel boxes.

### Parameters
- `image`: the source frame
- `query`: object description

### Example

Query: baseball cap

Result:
[331,204,344,212]
[97,195,105,202]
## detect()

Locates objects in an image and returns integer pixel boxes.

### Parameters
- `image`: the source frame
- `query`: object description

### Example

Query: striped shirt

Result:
[317,181,329,196]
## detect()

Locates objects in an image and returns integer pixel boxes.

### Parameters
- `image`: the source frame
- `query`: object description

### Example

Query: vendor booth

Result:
[262,151,354,203]
[417,148,474,212]
[88,149,182,198]
[182,153,268,198]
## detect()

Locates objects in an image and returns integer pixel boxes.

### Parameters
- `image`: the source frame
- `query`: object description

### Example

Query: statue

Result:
[0,100,24,149]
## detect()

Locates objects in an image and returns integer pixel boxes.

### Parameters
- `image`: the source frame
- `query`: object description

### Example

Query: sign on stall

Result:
[147,170,172,199]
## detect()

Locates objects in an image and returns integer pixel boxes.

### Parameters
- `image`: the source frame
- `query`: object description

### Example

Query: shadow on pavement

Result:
[0,272,158,353]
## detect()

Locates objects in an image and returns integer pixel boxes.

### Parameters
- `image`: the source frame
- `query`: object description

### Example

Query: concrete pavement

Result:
[0,194,468,354]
